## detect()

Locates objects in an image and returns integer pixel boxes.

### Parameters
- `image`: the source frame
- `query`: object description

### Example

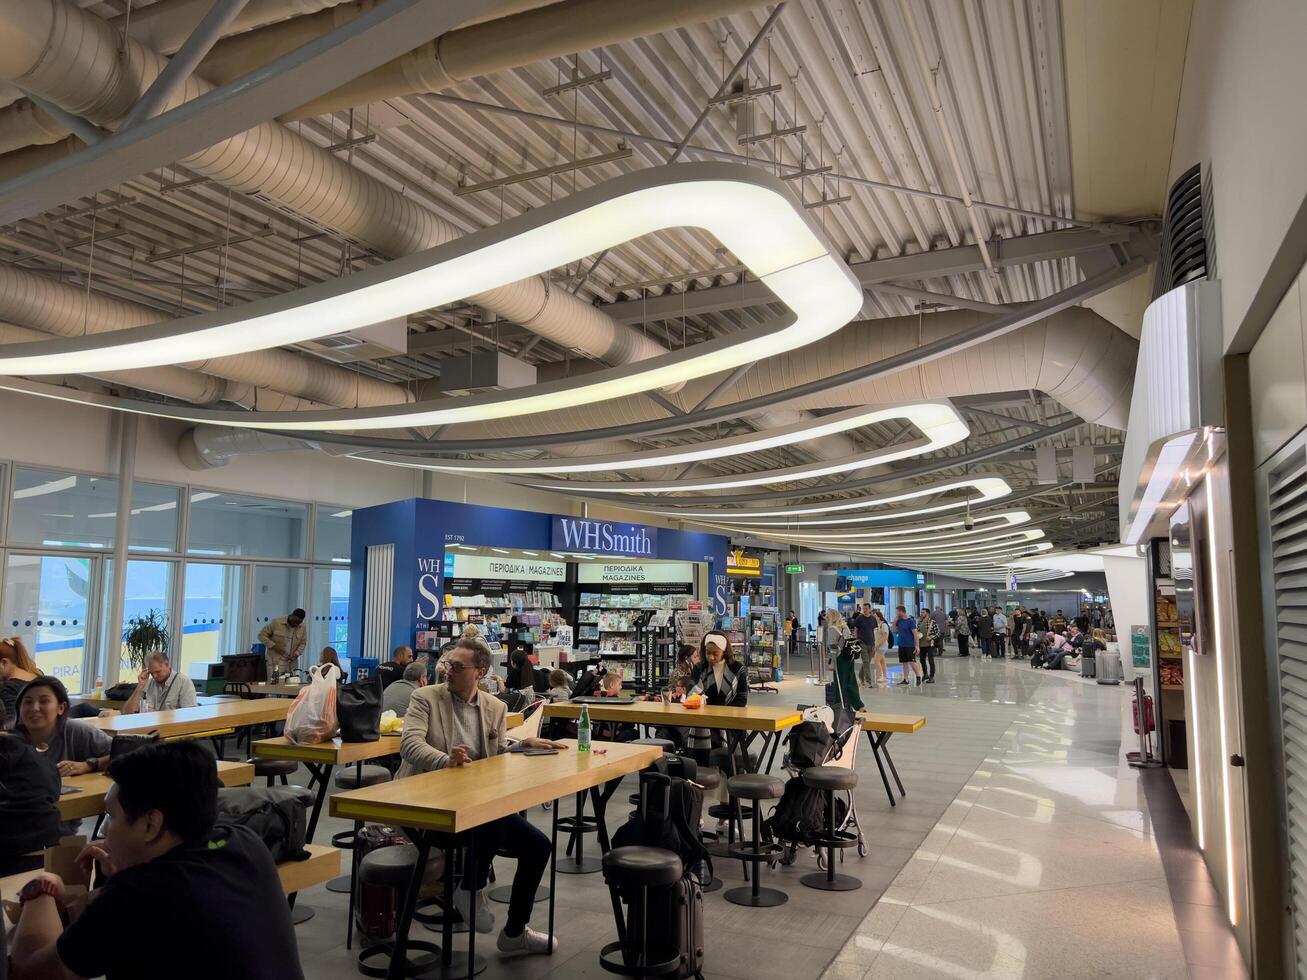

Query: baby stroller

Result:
[773,696,867,869]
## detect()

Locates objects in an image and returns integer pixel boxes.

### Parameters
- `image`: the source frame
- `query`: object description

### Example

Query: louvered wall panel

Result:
[364,543,395,662]
[1268,446,1307,977]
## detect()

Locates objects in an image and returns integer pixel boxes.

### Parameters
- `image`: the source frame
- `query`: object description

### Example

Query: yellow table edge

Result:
[860,713,927,734]
[542,702,803,732]
[252,734,401,763]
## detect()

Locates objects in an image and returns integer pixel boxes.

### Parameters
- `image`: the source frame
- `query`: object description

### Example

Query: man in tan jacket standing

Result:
[399,637,565,958]
[258,608,306,678]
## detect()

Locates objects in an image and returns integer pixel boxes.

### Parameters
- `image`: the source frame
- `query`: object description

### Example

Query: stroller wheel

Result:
[857,838,868,858]
[816,849,827,872]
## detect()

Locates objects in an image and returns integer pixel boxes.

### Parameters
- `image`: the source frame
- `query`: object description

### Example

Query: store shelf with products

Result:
[747,606,780,691]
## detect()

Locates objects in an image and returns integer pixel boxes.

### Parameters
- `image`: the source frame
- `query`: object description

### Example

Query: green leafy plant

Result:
[122,610,171,673]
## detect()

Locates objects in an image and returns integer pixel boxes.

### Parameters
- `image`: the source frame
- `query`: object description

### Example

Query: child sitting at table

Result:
[545,669,572,703]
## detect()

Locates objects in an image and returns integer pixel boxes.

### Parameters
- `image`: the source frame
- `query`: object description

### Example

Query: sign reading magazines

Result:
[444,553,566,596]
[577,561,694,595]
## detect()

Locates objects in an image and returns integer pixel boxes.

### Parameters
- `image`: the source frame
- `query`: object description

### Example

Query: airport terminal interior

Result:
[0,0,1304,977]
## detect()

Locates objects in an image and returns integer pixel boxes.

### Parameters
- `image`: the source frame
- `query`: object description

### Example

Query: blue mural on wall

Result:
[348,498,731,651]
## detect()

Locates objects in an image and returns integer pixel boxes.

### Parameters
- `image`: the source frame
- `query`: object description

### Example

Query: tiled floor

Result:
[249,654,1241,979]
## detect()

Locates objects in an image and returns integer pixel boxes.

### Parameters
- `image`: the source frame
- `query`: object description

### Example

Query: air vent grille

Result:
[1157,164,1208,294]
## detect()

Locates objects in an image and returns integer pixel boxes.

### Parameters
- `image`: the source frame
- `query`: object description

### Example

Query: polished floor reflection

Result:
[822,656,1245,980]
[250,654,1239,979]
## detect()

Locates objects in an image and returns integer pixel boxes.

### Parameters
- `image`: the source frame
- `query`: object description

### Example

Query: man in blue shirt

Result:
[892,606,923,687]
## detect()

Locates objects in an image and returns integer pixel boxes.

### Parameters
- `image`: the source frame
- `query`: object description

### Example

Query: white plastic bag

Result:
[285,663,339,744]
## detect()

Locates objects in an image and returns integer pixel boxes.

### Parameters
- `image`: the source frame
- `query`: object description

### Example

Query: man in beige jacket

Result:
[399,637,565,958]
[258,608,306,678]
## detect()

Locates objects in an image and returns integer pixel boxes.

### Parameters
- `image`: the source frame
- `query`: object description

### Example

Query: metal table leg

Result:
[304,761,334,843]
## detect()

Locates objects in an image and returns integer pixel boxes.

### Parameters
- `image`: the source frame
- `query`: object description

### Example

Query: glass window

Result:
[310,567,350,659]
[252,565,305,667]
[101,559,176,684]
[0,461,7,542]
[129,482,181,554]
[314,506,352,564]
[2,554,92,692]
[187,491,307,560]
[179,562,244,678]
[10,467,118,549]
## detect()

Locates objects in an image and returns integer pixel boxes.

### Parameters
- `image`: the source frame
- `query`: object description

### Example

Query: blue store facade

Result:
[348,498,732,654]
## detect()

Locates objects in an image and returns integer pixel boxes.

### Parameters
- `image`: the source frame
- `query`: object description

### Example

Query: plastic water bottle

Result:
[93,675,105,700]
[577,705,591,754]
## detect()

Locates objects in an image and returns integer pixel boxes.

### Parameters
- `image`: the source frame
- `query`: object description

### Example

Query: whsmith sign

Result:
[551,517,658,557]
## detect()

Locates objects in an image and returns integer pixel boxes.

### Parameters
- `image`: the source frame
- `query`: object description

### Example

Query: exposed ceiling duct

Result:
[0,262,408,408]
[0,0,743,380]
[439,306,1138,445]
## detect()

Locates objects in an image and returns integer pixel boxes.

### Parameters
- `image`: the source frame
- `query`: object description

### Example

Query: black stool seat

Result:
[360,844,426,888]
[249,757,297,778]
[726,773,784,800]
[802,766,858,791]
[600,847,684,978]
[631,738,674,752]
[696,768,721,791]
[709,746,755,774]
[602,846,683,888]
[335,765,391,789]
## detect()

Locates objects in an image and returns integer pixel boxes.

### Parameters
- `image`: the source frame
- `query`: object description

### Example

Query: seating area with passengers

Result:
[0,1,1276,977]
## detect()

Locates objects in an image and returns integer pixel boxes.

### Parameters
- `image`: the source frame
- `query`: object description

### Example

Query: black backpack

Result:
[785,720,832,770]
[612,758,711,881]
[763,776,849,844]
[215,786,310,863]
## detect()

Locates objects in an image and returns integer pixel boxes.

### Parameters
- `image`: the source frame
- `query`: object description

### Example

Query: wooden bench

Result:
[859,711,926,807]
[0,843,340,900]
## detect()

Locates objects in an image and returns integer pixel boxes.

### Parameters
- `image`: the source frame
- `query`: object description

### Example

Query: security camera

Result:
[963,516,974,531]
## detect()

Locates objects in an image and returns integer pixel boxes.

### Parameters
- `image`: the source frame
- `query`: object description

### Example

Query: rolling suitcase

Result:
[1080,656,1096,679]
[1096,651,1123,685]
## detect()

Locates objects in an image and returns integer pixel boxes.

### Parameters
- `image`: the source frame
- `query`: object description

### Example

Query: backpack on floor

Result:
[763,776,849,844]
[353,825,410,941]
[215,786,310,863]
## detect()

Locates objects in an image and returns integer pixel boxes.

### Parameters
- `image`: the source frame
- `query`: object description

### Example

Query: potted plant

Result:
[122,610,171,674]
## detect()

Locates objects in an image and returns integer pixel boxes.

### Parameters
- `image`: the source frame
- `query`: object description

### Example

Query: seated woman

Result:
[688,631,747,761]
[12,676,112,834]
[319,645,342,674]
[0,635,39,728]
[507,648,536,693]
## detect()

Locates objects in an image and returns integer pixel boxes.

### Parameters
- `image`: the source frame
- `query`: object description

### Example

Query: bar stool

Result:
[724,773,786,907]
[799,766,861,892]
[331,765,392,894]
[247,757,297,786]
[557,788,602,874]
[355,844,443,978]
[600,846,685,978]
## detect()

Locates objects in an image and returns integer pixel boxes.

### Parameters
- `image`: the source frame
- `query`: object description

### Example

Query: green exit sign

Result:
[925,583,937,590]
[785,563,805,574]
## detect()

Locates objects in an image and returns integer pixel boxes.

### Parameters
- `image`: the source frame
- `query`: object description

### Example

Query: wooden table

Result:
[859,711,926,807]
[252,734,402,842]
[58,760,254,820]
[82,698,292,739]
[331,739,660,980]
[544,700,803,772]
[245,682,310,697]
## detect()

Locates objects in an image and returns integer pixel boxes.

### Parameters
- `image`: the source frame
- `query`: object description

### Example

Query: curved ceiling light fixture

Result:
[827,529,1047,558]
[707,509,1030,542]
[890,541,1055,567]
[646,476,1011,524]
[0,163,861,430]
[512,402,967,492]
[363,405,929,474]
